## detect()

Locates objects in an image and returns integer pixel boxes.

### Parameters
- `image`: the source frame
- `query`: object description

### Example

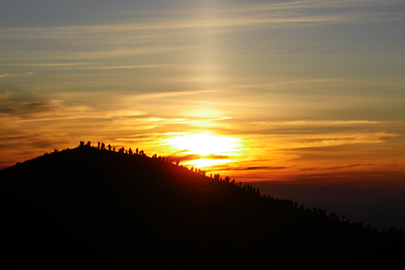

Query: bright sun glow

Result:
[162,132,243,169]
[165,132,241,156]
[183,158,234,169]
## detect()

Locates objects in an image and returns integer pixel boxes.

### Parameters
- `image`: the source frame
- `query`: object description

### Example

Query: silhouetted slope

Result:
[1,146,404,268]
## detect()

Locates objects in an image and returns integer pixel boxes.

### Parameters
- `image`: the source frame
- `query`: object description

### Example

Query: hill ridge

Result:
[1,143,404,268]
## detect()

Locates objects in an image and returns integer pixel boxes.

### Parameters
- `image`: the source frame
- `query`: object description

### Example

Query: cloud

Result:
[203,163,288,173]
[232,166,287,171]
[0,72,34,79]
[232,120,400,151]
[249,120,379,127]
[5,63,166,72]
[79,64,164,70]
[1,0,401,41]
[301,163,374,172]
[0,132,61,151]
[4,63,89,70]
[0,91,11,102]
[0,94,93,122]
[124,89,214,101]
[0,100,60,116]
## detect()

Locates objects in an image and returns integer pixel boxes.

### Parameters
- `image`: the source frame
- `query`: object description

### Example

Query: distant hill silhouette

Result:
[1,144,404,268]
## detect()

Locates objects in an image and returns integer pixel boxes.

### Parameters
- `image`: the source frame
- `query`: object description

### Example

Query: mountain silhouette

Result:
[1,144,404,268]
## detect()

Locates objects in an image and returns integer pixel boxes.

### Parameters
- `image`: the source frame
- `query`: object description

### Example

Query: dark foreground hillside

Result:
[1,145,404,268]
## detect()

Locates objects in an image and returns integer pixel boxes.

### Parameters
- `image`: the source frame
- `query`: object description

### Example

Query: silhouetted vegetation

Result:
[0,142,404,268]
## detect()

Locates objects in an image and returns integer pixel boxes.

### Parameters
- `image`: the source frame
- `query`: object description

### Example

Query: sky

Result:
[1,1,405,227]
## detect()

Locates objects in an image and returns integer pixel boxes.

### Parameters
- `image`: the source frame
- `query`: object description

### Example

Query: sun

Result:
[162,132,242,169]
[165,132,241,156]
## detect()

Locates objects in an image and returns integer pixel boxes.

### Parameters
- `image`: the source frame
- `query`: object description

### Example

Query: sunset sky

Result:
[1,0,405,192]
